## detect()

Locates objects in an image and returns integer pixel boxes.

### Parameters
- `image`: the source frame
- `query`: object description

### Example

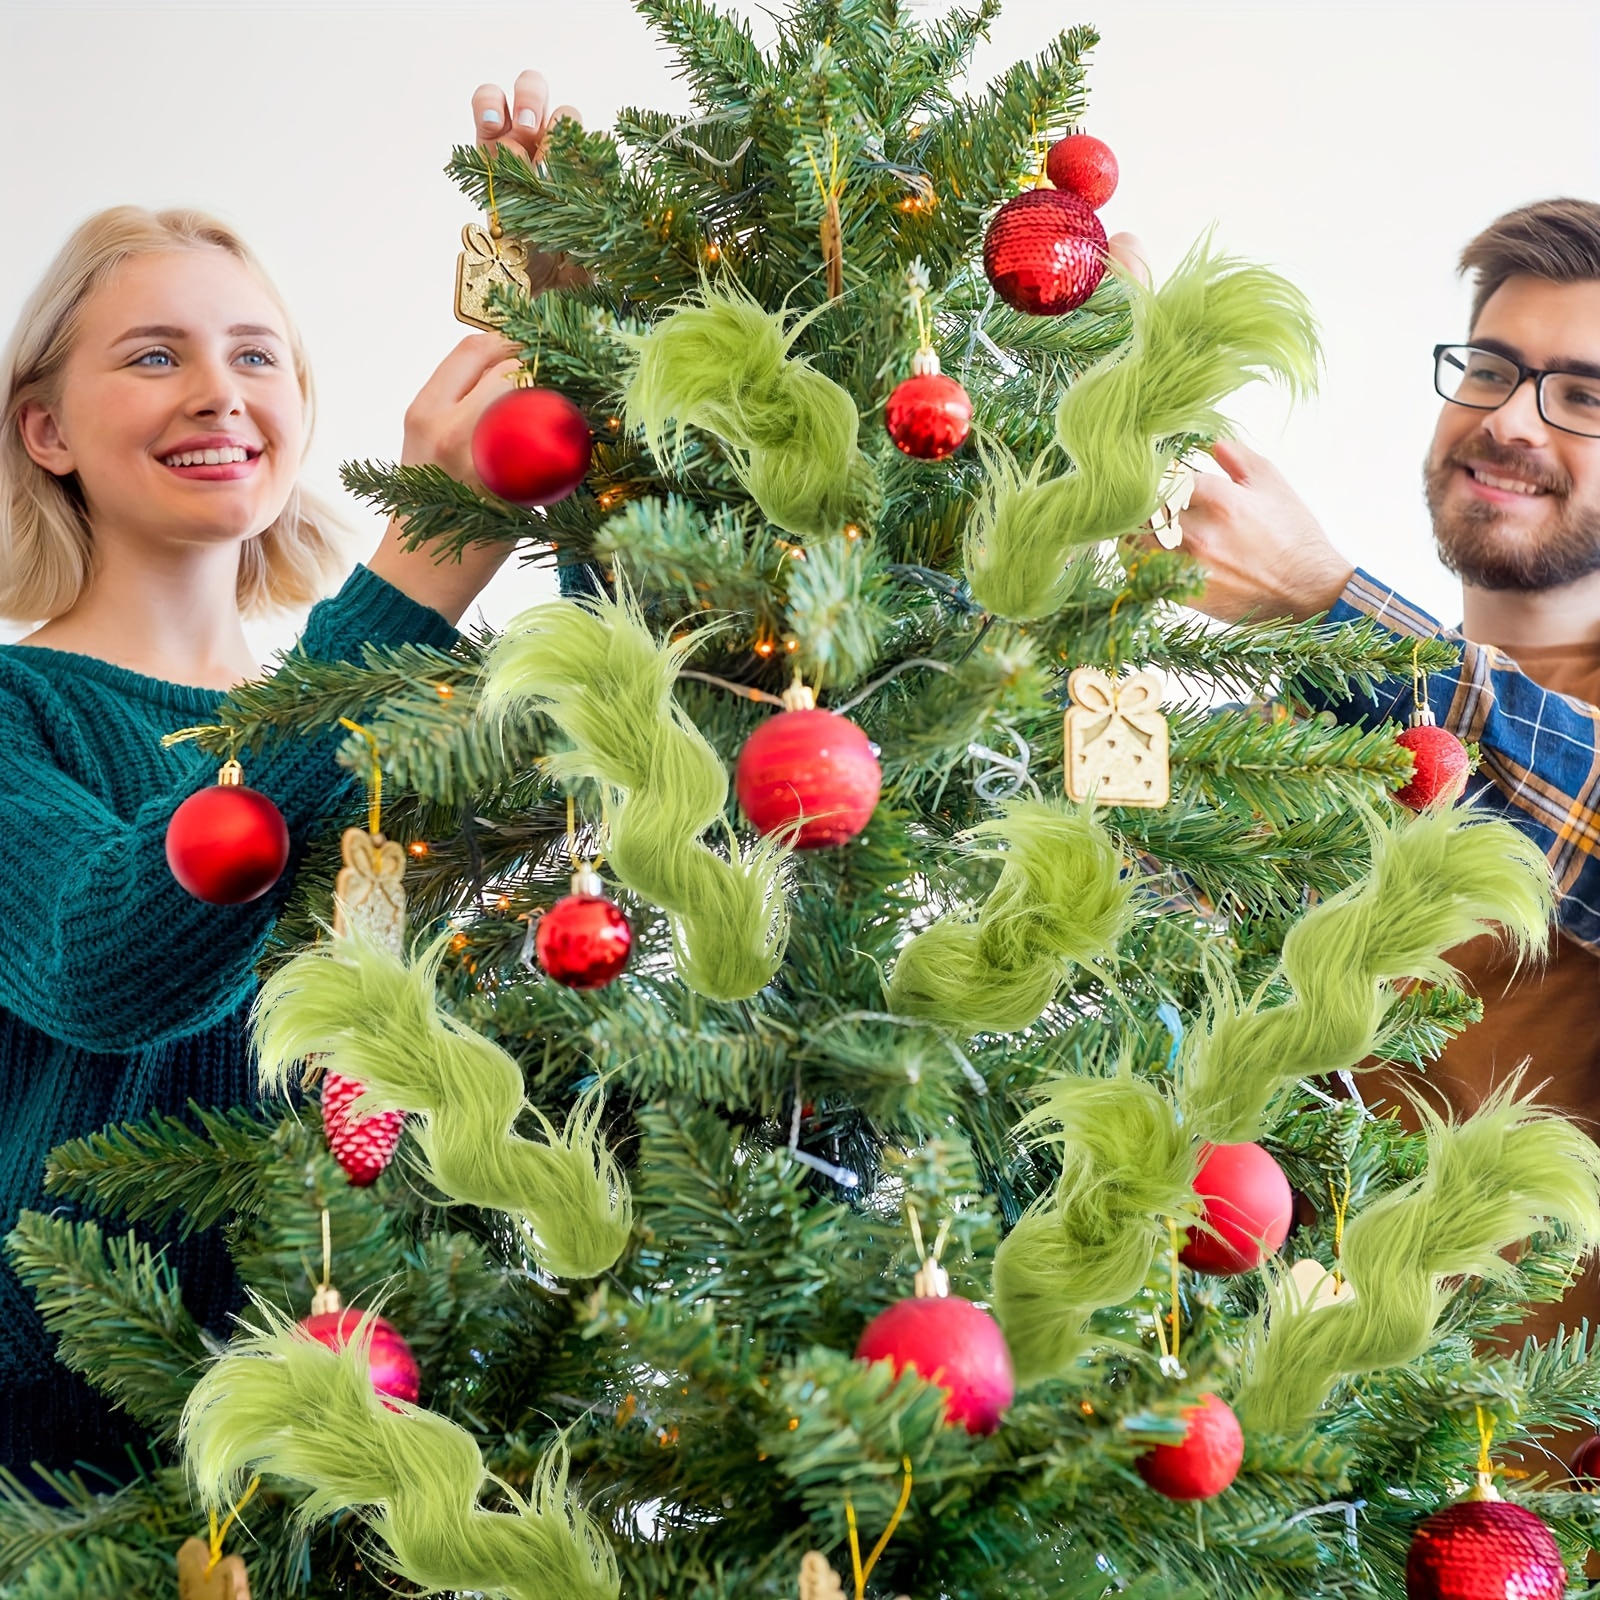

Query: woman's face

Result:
[22,248,304,555]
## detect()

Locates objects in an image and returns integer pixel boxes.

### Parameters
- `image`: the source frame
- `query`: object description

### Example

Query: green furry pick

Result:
[886,799,1133,1035]
[964,242,1320,621]
[619,282,871,539]
[481,591,789,1002]
[254,931,631,1280]
[1235,1086,1600,1435]
[1179,806,1553,1145]
[182,1310,618,1600]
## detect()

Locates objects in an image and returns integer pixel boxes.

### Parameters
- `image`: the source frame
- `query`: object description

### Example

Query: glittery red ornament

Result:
[165,761,289,905]
[535,867,632,989]
[886,348,972,460]
[300,1304,421,1405]
[321,1070,405,1187]
[857,1292,1014,1435]
[1135,1394,1244,1501]
[1394,710,1469,810]
[1045,133,1119,210]
[470,385,593,507]
[982,188,1107,316]
[1179,1141,1293,1276]
[735,691,882,849]
[1405,1491,1565,1600]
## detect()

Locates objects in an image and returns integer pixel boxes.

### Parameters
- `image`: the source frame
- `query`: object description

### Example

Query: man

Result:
[1174,200,1600,1335]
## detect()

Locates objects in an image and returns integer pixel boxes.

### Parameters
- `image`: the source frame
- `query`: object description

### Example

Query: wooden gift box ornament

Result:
[1064,666,1170,807]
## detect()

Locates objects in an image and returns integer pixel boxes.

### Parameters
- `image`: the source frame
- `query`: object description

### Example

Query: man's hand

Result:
[1173,439,1355,623]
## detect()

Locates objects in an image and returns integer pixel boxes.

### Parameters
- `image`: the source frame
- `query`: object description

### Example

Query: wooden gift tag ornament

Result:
[1149,461,1196,550]
[331,827,408,953]
[1064,666,1170,807]
[177,1536,251,1600]
[455,220,534,332]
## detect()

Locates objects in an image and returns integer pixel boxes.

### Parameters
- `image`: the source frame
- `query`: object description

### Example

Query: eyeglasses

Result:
[1434,343,1600,439]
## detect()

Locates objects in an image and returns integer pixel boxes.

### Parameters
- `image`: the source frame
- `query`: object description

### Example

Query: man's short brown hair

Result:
[1462,199,1600,328]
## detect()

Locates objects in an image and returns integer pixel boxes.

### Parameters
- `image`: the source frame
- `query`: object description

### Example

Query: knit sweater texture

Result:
[0,564,457,1476]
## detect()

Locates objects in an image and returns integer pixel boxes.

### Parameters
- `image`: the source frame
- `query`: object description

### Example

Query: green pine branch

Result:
[340,459,543,558]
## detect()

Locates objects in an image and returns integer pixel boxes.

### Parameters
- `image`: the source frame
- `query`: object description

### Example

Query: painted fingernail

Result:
[480,108,503,128]
[516,108,540,129]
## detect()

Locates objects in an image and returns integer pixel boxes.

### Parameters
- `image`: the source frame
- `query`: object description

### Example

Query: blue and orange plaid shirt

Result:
[1320,568,1600,952]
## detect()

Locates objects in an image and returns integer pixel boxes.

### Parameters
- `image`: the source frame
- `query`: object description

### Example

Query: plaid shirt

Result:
[1321,568,1600,953]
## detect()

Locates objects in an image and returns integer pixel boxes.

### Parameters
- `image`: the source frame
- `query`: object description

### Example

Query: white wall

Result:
[2,0,1597,660]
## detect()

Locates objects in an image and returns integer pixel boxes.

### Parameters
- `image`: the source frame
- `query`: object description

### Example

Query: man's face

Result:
[1426,276,1600,591]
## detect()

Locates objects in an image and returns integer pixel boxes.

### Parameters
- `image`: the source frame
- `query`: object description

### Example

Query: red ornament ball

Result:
[982,188,1107,316]
[1135,1394,1245,1501]
[1394,722,1470,810]
[886,371,972,460]
[856,1294,1015,1435]
[1179,1141,1293,1276]
[736,707,882,849]
[321,1071,405,1187]
[471,386,593,507]
[165,778,289,905]
[535,888,633,989]
[1045,133,1120,210]
[1405,1497,1565,1600]
[299,1308,421,1405]
[1570,1433,1600,1482]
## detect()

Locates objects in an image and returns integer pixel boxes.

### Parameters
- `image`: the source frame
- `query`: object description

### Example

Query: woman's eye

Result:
[237,347,277,367]
[132,348,174,367]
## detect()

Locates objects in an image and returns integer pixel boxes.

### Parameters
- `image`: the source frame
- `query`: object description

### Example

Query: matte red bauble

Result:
[470,385,593,507]
[886,349,971,461]
[1405,1493,1565,1600]
[535,867,632,989]
[299,1306,421,1405]
[1045,133,1119,210]
[1135,1394,1244,1501]
[736,696,881,849]
[1179,1141,1293,1276]
[165,762,289,905]
[982,188,1107,316]
[1570,1432,1600,1482]
[322,1070,405,1187]
[856,1294,1015,1435]
[1394,715,1469,810]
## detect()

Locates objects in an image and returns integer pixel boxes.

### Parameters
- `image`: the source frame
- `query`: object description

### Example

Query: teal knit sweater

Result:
[0,565,457,1475]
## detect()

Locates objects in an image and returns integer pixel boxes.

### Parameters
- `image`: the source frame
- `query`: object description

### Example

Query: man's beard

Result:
[1426,438,1600,591]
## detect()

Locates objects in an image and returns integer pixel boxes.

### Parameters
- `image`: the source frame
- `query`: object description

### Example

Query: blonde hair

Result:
[0,205,347,621]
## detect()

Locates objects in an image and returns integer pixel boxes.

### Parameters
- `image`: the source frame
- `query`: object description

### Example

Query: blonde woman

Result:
[0,72,569,1479]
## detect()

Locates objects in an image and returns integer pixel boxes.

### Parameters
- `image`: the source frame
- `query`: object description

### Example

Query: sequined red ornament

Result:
[1405,1485,1565,1600]
[470,384,593,507]
[321,1070,405,1187]
[1178,1141,1293,1276]
[982,188,1107,316]
[735,684,882,849]
[165,760,289,905]
[1394,707,1469,810]
[1045,133,1119,210]
[535,866,633,989]
[1135,1394,1244,1501]
[886,347,972,460]
[299,1291,421,1405]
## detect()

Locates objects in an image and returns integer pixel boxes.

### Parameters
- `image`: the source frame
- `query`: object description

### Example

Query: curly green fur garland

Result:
[964,242,1320,622]
[255,931,631,1280]
[619,282,870,539]
[481,592,789,1002]
[886,799,1133,1035]
[1235,1086,1600,1435]
[183,1311,618,1600]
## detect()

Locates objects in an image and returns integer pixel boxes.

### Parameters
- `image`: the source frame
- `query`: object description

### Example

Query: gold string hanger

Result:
[843,1457,914,1600]
[337,718,384,839]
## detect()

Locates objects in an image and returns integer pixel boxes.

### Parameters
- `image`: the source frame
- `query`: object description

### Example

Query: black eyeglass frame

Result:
[1433,342,1600,439]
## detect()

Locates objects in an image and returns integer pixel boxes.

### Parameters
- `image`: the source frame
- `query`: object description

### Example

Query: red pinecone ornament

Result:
[321,1071,405,1187]
[1405,1488,1565,1600]
[300,1291,421,1406]
[1045,133,1119,210]
[165,761,289,905]
[1135,1394,1245,1501]
[535,867,633,989]
[1179,1141,1294,1276]
[470,384,593,507]
[886,348,972,460]
[982,188,1107,316]
[735,686,882,849]
[1394,708,1469,810]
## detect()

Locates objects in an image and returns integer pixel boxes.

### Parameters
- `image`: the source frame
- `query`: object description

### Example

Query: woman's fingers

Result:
[472,83,512,149]
[418,335,519,408]
[504,69,551,158]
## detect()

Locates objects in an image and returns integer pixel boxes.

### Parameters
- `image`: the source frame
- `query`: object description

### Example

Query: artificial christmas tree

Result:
[7,4,1600,1598]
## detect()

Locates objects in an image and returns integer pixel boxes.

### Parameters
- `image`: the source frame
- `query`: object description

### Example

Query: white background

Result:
[2,0,1598,659]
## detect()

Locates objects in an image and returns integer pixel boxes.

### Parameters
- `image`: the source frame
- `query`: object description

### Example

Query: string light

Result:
[843,522,862,541]
[436,683,455,699]
[408,841,429,858]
